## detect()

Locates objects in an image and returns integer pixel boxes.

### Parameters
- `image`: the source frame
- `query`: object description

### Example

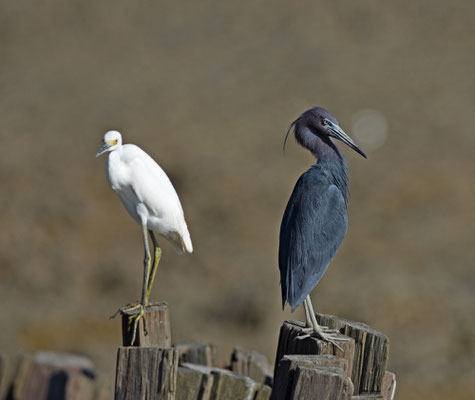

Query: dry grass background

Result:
[1,1,474,399]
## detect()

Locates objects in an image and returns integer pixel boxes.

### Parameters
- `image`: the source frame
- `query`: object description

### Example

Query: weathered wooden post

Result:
[173,342,216,367]
[273,314,394,399]
[274,320,356,380]
[176,363,271,400]
[0,352,14,400]
[115,347,178,400]
[314,313,390,396]
[114,303,179,400]
[12,352,96,400]
[271,354,353,400]
[121,303,171,347]
[229,348,273,385]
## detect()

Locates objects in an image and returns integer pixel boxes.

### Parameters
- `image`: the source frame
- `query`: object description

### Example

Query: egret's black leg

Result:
[146,230,162,304]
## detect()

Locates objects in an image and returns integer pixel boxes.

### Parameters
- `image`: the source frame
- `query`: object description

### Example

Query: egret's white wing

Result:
[119,144,193,253]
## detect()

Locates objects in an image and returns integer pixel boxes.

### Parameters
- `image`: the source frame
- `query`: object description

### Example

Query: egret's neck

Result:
[106,145,124,173]
[109,144,123,159]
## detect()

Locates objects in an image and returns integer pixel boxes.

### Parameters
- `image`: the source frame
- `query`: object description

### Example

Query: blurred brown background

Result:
[1,1,474,399]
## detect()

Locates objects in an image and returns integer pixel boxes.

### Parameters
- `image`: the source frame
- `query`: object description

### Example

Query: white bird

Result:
[96,130,192,343]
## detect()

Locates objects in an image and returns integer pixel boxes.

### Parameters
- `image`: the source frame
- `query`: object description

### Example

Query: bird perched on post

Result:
[96,130,193,344]
[279,107,366,346]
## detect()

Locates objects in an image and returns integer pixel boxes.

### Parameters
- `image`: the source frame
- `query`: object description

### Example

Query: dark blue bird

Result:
[279,106,366,344]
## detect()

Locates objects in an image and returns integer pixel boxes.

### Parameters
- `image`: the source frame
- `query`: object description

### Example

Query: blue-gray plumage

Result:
[279,106,366,343]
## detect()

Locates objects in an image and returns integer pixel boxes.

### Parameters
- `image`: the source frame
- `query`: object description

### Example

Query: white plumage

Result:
[96,130,192,344]
[98,130,192,254]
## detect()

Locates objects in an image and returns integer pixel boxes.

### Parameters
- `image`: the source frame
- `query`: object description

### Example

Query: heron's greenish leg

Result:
[145,230,161,304]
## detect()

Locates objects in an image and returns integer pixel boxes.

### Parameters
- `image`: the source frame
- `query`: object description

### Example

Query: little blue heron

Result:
[279,107,366,346]
[96,130,193,344]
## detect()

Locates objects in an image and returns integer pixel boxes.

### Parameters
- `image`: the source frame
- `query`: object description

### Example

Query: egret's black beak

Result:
[96,142,110,158]
[324,119,367,159]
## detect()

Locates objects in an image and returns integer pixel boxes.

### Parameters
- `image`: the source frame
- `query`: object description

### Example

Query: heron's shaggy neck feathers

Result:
[295,124,349,204]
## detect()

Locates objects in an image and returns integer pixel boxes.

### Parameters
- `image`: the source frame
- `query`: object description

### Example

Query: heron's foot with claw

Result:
[300,326,342,335]
[297,326,351,352]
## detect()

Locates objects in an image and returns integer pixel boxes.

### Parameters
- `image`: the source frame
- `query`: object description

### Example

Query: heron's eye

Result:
[322,119,328,126]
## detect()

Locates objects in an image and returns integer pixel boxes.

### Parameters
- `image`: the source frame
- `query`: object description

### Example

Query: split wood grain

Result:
[176,363,271,400]
[315,314,389,395]
[271,354,352,400]
[174,342,216,367]
[13,352,96,400]
[121,303,171,347]
[114,347,178,400]
[274,320,355,381]
[381,371,396,400]
[230,348,273,385]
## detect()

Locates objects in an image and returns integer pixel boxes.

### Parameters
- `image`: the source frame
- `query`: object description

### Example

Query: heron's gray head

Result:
[96,130,123,157]
[286,107,367,158]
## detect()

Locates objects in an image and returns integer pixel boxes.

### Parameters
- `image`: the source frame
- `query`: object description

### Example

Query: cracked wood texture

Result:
[230,348,273,385]
[173,342,216,367]
[274,320,355,382]
[315,314,389,395]
[176,363,271,400]
[12,352,96,400]
[271,355,353,400]
[114,347,178,400]
[121,303,171,347]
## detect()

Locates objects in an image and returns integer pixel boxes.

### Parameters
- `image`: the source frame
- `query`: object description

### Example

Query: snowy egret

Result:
[279,107,366,347]
[96,130,193,344]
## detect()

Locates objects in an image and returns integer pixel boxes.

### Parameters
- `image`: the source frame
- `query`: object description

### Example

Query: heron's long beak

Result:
[96,142,110,158]
[325,120,367,159]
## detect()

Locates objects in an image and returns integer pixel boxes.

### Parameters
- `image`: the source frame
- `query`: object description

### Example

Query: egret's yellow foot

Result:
[109,302,141,319]
[129,304,147,345]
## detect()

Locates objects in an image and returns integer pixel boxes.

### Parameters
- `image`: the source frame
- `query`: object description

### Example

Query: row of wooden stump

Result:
[0,303,396,399]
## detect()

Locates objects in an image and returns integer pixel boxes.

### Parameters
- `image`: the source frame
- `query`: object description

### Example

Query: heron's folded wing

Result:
[278,169,348,311]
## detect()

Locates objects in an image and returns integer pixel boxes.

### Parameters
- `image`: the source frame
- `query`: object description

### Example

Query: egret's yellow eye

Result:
[106,139,118,146]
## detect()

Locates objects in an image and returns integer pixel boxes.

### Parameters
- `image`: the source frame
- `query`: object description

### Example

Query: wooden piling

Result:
[173,342,216,367]
[115,347,178,400]
[0,352,15,400]
[176,363,271,400]
[381,371,396,400]
[274,320,355,380]
[176,364,215,400]
[273,315,391,397]
[12,352,96,400]
[115,302,178,399]
[121,303,171,347]
[315,313,390,395]
[271,355,353,400]
[229,348,273,385]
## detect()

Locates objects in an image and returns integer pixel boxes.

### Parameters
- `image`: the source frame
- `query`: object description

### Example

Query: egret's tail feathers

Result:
[169,226,193,254]
[180,228,193,254]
